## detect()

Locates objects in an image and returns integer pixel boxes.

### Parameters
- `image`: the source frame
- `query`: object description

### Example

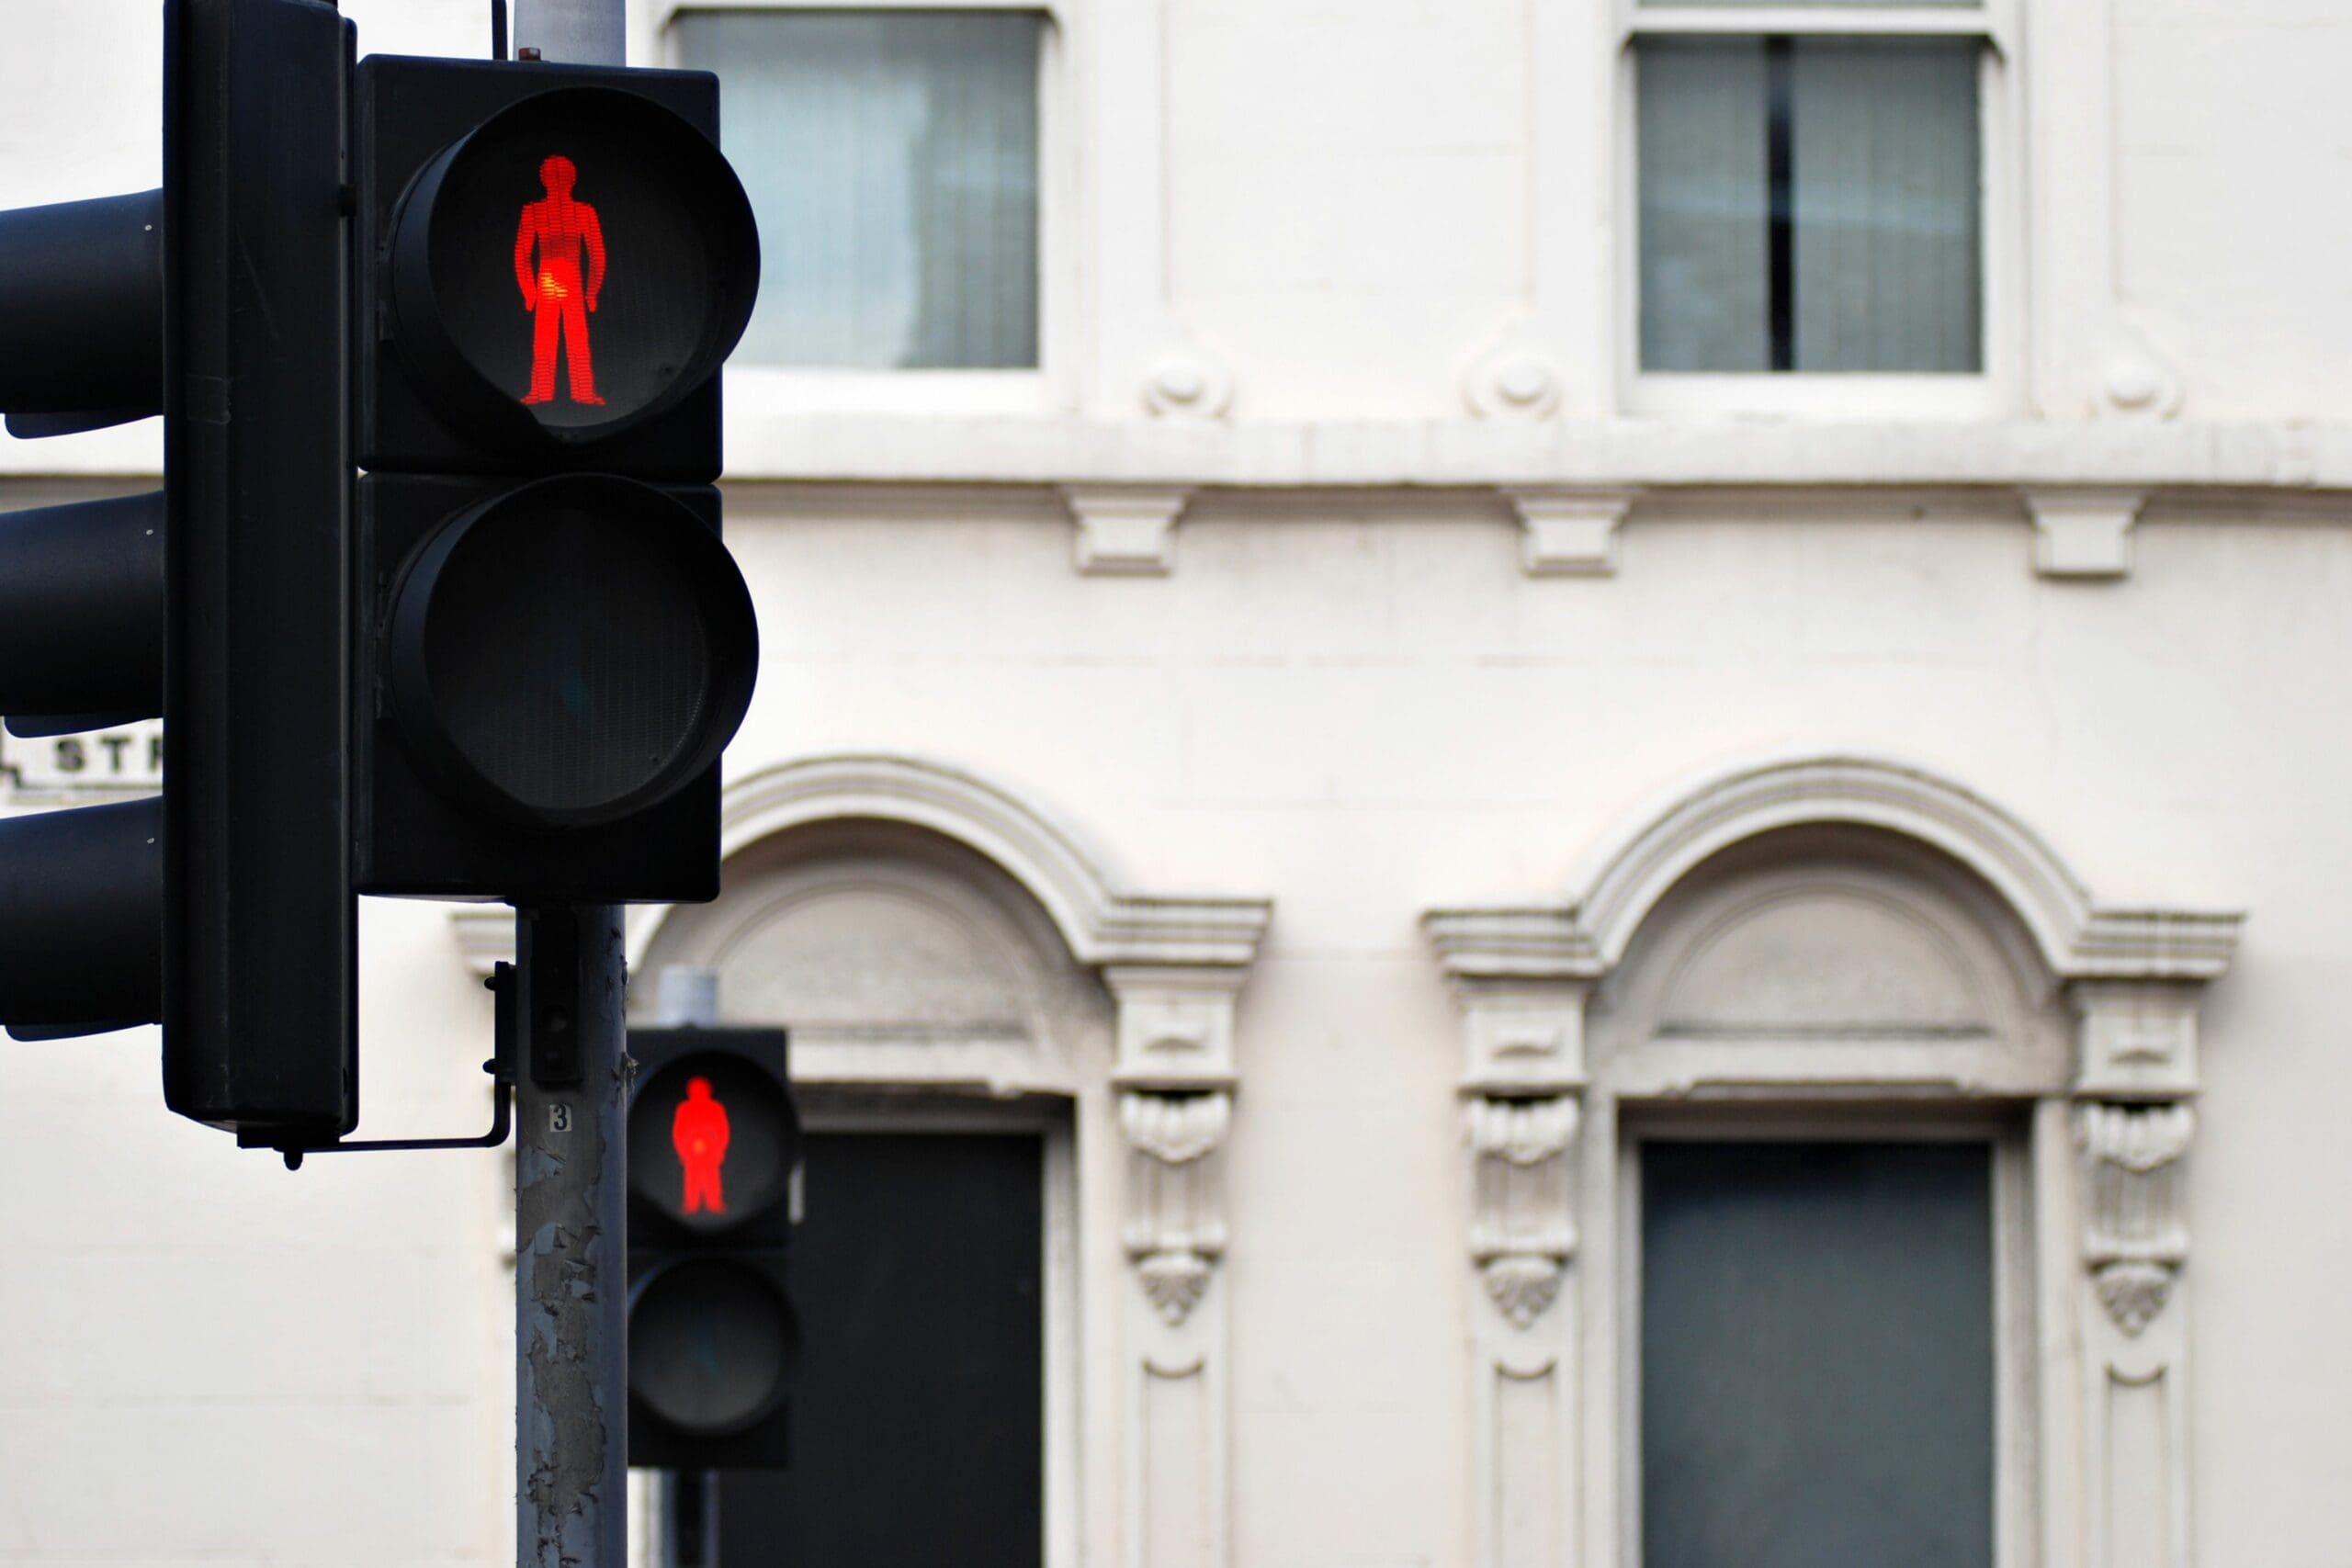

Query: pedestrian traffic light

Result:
[0,0,356,1149]
[352,55,761,905]
[626,1026,799,1470]
[4,7,765,1146]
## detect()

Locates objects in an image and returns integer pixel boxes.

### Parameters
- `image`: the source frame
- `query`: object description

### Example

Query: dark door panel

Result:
[719,1131,1046,1568]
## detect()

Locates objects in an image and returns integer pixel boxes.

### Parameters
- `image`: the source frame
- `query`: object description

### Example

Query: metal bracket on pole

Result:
[244,960,519,1168]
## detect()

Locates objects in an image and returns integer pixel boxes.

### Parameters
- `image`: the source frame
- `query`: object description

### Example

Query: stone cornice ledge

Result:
[27,418,2352,495]
[690,415,2352,491]
[20,417,2352,491]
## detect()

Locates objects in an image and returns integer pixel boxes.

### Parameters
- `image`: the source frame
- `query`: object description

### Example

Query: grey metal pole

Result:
[650,966,722,1568]
[515,903,631,1568]
[510,0,625,66]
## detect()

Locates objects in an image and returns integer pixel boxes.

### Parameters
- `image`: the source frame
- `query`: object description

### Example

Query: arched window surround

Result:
[1425,753,2241,1568]
[453,752,1272,1568]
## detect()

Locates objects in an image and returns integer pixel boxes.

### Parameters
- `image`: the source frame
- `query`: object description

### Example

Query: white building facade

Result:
[2,0,2348,1565]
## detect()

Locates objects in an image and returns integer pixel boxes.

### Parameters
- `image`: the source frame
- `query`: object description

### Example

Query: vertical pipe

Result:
[515,902,630,1568]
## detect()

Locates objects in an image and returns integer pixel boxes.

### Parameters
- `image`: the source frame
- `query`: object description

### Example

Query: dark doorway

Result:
[718,1130,1046,1568]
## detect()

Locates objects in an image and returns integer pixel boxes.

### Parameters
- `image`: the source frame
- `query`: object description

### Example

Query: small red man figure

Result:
[512,153,606,407]
[673,1075,730,1215]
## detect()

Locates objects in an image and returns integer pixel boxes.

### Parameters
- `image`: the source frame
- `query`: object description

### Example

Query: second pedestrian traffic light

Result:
[627,1026,799,1469]
[353,56,762,905]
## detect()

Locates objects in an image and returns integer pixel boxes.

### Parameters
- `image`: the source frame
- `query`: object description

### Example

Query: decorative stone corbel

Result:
[1503,486,1640,578]
[1465,1096,1579,1328]
[2024,487,2146,581]
[1120,1089,1230,1326]
[2076,1101,2193,1337]
[1063,486,1194,577]
[1110,964,1241,1325]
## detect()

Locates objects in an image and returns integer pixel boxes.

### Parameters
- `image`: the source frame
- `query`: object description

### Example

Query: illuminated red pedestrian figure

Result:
[512,153,607,407]
[672,1076,731,1215]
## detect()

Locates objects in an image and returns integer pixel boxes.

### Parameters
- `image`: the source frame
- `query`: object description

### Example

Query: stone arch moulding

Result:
[451,752,1272,1568]
[1421,752,2242,1568]
[1430,752,2240,993]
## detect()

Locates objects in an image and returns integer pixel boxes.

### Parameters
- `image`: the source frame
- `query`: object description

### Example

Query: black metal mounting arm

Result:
[244,961,517,1169]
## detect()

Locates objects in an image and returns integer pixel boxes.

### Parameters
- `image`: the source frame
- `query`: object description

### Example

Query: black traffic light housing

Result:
[351,55,761,907]
[164,0,355,1136]
[627,1026,799,1471]
[0,0,356,1144]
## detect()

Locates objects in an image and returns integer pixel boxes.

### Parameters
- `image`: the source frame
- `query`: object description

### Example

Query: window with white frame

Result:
[1629,0,1998,385]
[673,9,1045,371]
[1436,771,2230,1568]
[1580,823,2060,1568]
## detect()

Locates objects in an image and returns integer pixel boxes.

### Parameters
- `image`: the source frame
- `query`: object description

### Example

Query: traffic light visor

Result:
[391,85,758,446]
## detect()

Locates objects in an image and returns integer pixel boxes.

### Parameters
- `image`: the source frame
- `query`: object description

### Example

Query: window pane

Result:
[1638,39,1772,372]
[1792,39,1981,370]
[675,11,1042,370]
[1636,37,1981,372]
[1641,1141,1994,1568]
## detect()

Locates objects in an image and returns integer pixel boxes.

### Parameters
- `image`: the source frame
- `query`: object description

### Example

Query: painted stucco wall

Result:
[1,1,2348,1565]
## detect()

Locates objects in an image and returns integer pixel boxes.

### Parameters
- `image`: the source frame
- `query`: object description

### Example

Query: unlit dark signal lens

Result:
[630,1258,798,1435]
[385,475,756,829]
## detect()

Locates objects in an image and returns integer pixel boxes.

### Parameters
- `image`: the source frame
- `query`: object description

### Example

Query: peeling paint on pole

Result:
[516,902,629,1568]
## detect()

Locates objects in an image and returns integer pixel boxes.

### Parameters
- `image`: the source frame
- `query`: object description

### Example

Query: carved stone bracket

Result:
[2076,1101,2194,1336]
[1503,486,1641,578]
[1465,1096,1580,1329]
[2024,487,2147,581]
[1064,486,1195,577]
[1119,1089,1230,1326]
[1110,964,1246,1329]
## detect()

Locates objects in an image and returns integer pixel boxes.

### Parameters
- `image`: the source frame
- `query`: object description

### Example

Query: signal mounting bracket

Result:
[246,959,518,1168]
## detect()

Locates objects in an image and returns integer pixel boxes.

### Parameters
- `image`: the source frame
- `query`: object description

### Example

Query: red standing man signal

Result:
[513,153,606,406]
[673,1076,731,1215]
